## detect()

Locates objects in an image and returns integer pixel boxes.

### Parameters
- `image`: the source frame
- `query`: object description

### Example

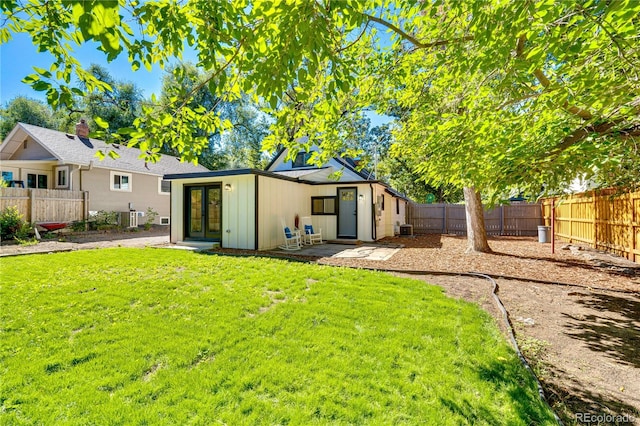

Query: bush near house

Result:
[0,206,30,241]
[0,249,556,424]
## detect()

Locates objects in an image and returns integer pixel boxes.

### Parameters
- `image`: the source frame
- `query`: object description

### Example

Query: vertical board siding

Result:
[0,187,86,223]
[542,190,640,263]
[407,203,542,236]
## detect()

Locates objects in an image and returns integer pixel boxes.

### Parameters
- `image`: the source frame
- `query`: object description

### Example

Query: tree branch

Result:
[516,35,593,120]
[362,13,473,49]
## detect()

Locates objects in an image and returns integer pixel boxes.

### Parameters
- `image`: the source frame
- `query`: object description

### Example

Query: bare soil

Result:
[2,232,639,424]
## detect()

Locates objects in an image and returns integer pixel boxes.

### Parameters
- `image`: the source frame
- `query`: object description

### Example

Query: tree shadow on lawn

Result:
[440,358,558,424]
[562,292,640,369]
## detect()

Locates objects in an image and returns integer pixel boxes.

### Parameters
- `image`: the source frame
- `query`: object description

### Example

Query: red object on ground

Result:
[38,222,68,232]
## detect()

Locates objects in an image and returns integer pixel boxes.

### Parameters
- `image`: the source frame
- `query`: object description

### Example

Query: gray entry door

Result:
[338,187,357,238]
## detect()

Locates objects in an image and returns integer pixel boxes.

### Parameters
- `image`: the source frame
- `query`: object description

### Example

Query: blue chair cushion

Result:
[284,227,292,238]
[304,224,314,234]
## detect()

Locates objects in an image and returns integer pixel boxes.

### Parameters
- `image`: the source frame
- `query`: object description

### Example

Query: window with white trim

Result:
[160,217,170,225]
[158,178,171,194]
[111,171,132,192]
[55,166,69,188]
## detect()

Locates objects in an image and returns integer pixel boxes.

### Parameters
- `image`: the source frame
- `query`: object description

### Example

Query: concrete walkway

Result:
[266,243,402,261]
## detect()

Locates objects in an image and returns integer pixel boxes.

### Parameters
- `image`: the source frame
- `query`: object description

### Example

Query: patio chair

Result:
[279,219,302,251]
[301,216,323,245]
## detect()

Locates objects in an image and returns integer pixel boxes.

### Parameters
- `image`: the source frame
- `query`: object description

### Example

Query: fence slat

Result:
[0,188,87,223]
[407,202,542,237]
[542,189,640,263]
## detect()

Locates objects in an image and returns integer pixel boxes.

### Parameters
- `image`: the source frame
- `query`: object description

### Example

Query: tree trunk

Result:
[463,186,492,253]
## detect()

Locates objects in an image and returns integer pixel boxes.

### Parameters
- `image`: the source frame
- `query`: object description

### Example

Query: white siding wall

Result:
[170,174,379,249]
[222,174,256,249]
[257,175,310,250]
[309,184,374,242]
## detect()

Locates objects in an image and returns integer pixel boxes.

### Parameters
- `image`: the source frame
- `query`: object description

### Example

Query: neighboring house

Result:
[0,122,209,224]
[165,147,410,249]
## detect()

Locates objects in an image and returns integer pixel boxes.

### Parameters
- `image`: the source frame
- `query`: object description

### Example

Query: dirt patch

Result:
[319,235,640,293]
[0,226,170,256]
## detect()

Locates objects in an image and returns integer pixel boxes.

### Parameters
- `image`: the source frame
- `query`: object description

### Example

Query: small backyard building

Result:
[165,148,409,249]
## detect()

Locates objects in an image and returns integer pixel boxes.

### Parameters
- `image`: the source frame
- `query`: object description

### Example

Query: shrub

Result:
[70,221,87,232]
[0,206,25,240]
[144,207,158,230]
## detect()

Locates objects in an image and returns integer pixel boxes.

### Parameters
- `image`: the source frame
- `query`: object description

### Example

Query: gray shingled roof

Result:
[16,123,209,176]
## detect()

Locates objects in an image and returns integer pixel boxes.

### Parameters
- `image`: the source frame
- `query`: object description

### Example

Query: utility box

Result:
[399,224,413,236]
[120,211,138,228]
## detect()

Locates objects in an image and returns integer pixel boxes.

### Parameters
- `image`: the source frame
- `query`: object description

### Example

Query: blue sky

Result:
[1,33,173,104]
[1,32,391,127]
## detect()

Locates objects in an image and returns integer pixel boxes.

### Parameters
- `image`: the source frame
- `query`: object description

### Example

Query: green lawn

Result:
[0,248,555,425]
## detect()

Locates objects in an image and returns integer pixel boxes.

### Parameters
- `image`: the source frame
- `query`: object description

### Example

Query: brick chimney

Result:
[75,119,89,138]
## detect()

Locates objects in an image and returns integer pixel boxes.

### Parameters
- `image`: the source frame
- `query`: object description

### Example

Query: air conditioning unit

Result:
[399,224,413,236]
[120,211,138,228]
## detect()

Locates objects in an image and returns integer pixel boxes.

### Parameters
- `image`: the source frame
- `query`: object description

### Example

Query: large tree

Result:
[3,0,639,252]
[0,97,59,140]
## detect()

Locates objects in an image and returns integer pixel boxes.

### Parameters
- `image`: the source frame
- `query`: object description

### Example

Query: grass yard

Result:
[0,248,555,425]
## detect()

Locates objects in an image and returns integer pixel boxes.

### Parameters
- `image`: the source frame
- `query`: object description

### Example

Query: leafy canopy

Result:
[3,0,639,195]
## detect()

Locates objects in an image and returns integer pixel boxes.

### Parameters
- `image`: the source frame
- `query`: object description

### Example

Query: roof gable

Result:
[265,147,370,182]
[0,123,209,176]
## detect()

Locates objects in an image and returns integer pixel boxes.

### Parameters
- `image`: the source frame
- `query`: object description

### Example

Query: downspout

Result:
[370,184,376,241]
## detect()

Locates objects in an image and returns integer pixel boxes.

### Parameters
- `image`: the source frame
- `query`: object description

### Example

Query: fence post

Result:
[592,190,597,249]
[629,193,635,262]
[500,205,504,236]
[29,189,36,223]
[443,204,448,234]
[83,191,89,231]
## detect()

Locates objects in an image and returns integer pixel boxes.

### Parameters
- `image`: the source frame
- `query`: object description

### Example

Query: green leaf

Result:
[94,116,109,129]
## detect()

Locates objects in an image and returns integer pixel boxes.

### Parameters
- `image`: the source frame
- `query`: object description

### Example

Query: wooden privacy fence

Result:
[541,190,640,263]
[407,202,542,236]
[0,187,88,223]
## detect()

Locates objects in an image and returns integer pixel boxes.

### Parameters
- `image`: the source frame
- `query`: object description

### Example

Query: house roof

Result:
[1,122,209,176]
[265,147,374,181]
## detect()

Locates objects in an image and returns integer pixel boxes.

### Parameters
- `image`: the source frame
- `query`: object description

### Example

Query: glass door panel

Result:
[187,187,204,238]
[206,186,222,240]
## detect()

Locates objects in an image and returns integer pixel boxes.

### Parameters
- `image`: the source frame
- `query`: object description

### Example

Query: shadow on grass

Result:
[441,358,558,424]
[562,292,640,369]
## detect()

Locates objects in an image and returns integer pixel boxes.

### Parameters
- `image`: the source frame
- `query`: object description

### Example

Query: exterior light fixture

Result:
[358,194,365,201]
[224,183,232,191]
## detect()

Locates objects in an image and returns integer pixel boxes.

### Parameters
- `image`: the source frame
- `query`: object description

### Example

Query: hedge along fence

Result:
[406,202,542,236]
[541,189,640,263]
[0,187,88,223]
